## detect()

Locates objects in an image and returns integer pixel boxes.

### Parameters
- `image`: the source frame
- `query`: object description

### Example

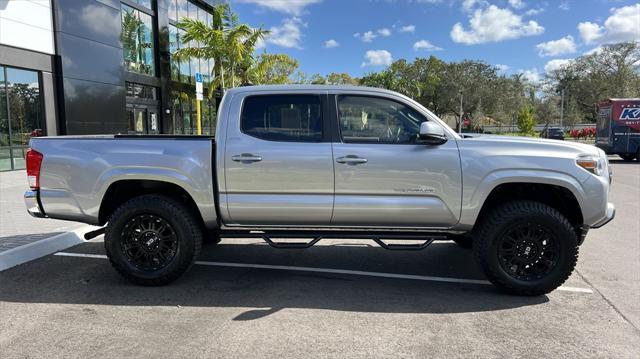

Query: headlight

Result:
[576,153,605,176]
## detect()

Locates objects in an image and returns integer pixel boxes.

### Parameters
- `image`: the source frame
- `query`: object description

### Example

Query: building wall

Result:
[52,0,220,135]
[53,0,127,134]
[1,1,57,170]
[0,0,55,55]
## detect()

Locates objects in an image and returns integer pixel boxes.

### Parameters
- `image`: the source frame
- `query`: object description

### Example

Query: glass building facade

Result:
[0,0,221,170]
[0,66,44,171]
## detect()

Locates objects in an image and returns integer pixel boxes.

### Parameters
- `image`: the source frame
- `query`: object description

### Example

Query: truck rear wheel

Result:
[473,201,578,296]
[104,195,202,286]
[620,154,635,161]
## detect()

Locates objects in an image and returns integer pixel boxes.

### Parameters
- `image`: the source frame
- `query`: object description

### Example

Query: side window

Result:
[241,95,323,142]
[338,96,428,144]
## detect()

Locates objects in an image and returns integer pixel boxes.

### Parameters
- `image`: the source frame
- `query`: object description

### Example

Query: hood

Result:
[460,134,602,157]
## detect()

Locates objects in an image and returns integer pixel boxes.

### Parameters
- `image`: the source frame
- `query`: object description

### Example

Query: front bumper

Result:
[591,202,615,228]
[24,190,46,218]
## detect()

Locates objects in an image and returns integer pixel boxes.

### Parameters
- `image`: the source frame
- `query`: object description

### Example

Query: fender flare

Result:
[458,169,586,228]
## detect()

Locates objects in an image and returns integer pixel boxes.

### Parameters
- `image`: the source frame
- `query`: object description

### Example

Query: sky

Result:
[230,0,640,81]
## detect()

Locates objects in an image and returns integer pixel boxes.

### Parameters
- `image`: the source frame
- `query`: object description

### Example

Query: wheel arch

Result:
[95,167,218,229]
[460,170,587,231]
[98,179,208,230]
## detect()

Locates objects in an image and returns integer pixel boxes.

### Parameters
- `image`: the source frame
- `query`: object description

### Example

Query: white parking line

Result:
[53,252,593,294]
[0,226,96,272]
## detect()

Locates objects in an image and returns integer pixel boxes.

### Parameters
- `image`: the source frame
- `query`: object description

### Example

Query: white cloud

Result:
[519,68,540,83]
[399,25,416,33]
[377,28,392,37]
[324,39,339,48]
[558,1,570,11]
[451,5,544,44]
[578,22,604,44]
[536,35,576,57]
[583,46,604,56]
[233,0,322,16]
[361,50,393,67]
[413,40,443,51]
[544,59,572,73]
[354,31,377,42]
[578,4,640,45]
[461,0,487,12]
[495,64,510,72]
[508,0,526,10]
[266,17,304,49]
[355,28,391,42]
[524,7,544,16]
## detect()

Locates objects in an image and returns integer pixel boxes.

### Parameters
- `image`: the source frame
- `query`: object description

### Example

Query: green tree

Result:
[173,3,269,90]
[546,41,640,122]
[326,72,358,85]
[247,53,299,84]
[517,105,535,135]
[309,73,327,85]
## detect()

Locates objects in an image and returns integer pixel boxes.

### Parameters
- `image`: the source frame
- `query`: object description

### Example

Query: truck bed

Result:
[29,135,218,228]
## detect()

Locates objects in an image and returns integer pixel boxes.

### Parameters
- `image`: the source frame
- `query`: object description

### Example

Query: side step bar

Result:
[221,230,448,251]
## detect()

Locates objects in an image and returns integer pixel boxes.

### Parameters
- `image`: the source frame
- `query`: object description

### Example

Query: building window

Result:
[169,90,216,135]
[0,66,44,171]
[176,0,188,20]
[167,0,217,136]
[129,0,153,10]
[122,4,155,76]
[126,82,158,100]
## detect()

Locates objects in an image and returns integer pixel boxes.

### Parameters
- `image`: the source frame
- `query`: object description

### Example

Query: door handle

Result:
[336,155,368,164]
[231,153,262,162]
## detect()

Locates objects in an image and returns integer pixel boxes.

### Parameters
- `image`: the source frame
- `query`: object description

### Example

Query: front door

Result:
[126,104,159,134]
[331,95,462,228]
[223,93,334,226]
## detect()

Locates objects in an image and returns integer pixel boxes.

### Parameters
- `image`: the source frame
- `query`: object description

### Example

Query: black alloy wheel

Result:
[120,214,179,272]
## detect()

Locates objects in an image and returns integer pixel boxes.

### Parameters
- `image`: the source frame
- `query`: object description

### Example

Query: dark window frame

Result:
[240,94,329,143]
[0,65,46,171]
[121,2,158,78]
[334,94,431,145]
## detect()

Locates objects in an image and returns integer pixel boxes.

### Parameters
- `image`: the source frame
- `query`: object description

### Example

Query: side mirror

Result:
[419,122,447,145]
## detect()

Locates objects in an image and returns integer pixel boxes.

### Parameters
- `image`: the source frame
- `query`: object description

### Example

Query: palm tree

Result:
[173,3,268,90]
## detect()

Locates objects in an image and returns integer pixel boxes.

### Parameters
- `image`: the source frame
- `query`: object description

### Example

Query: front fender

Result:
[456,169,587,229]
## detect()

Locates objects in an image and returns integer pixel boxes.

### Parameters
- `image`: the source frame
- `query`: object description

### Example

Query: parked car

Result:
[24,85,615,296]
[540,127,565,140]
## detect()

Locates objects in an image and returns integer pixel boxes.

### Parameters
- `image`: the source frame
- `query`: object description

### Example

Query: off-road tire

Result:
[620,154,635,162]
[473,201,578,296]
[104,195,202,286]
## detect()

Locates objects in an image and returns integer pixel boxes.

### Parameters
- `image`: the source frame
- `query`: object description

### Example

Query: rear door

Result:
[331,94,462,228]
[222,92,334,226]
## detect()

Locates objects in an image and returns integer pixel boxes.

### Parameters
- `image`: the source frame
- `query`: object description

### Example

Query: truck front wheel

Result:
[104,195,203,286]
[473,201,578,296]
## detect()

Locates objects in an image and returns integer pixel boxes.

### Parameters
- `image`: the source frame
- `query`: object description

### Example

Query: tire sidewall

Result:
[482,208,576,292]
[105,197,197,281]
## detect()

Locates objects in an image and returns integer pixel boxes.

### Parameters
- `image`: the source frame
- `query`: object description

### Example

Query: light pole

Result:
[560,88,565,129]
[458,91,463,133]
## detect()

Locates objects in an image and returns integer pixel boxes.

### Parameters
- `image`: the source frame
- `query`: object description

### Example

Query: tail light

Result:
[26,148,43,189]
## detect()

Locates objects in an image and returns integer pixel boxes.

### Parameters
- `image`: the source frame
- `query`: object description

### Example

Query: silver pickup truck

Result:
[24,85,615,295]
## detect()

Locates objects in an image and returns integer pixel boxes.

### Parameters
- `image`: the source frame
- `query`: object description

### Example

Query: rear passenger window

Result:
[241,95,323,142]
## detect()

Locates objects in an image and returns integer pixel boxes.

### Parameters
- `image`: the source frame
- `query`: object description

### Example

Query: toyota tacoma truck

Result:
[24,85,615,295]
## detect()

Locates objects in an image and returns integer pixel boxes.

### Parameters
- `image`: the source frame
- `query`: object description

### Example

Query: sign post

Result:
[195,73,203,135]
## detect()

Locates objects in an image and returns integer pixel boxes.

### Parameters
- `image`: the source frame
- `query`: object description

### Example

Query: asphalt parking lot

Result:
[1,159,638,358]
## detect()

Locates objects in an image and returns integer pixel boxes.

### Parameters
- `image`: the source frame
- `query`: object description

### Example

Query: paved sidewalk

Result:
[0,170,85,252]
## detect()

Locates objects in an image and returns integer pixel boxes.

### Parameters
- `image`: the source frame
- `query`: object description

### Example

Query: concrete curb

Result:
[0,226,96,271]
